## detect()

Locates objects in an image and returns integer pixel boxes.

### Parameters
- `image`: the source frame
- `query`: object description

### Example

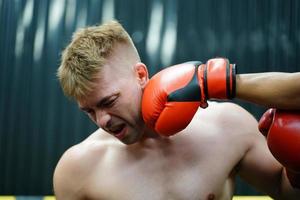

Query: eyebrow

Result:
[79,92,120,111]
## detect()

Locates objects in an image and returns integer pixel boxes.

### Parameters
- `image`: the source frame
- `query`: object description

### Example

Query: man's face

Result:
[78,45,149,145]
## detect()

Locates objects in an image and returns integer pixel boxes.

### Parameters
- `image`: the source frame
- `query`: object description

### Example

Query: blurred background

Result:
[0,0,299,197]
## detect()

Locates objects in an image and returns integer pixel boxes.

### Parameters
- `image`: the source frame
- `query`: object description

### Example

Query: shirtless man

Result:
[54,20,300,199]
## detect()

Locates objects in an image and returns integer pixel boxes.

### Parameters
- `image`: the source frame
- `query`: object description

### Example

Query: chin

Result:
[121,130,143,145]
[122,140,138,145]
[121,137,139,145]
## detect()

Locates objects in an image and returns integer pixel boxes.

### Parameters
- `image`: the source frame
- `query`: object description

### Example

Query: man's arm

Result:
[231,105,300,199]
[238,133,300,199]
[236,72,300,110]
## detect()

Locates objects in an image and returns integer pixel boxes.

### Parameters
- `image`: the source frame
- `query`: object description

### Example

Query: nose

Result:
[95,110,111,129]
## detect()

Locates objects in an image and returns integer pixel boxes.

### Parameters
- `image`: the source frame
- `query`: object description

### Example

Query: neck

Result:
[141,127,161,139]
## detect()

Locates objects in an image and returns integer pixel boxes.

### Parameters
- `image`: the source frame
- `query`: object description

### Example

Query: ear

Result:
[134,62,149,88]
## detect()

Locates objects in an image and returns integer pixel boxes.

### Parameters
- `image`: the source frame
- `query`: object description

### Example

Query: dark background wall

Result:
[0,0,299,195]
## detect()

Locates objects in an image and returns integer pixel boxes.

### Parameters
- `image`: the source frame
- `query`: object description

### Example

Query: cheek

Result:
[127,89,142,115]
[125,82,141,102]
[133,88,143,108]
[119,82,143,118]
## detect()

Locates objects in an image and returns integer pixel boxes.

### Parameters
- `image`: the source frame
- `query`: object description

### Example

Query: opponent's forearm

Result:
[236,72,300,109]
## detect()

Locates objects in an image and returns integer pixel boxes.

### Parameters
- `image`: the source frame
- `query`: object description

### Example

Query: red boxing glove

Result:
[258,109,300,189]
[201,58,236,102]
[142,58,236,136]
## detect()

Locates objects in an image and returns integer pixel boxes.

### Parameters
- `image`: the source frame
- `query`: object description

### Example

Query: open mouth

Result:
[109,124,126,138]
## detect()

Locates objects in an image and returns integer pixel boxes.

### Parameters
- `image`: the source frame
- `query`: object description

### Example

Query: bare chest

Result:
[88,135,242,200]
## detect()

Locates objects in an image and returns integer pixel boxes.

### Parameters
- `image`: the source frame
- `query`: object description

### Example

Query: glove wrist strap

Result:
[201,58,236,100]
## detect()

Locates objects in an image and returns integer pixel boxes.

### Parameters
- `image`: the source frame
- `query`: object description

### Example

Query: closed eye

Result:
[98,93,119,108]
[102,99,116,108]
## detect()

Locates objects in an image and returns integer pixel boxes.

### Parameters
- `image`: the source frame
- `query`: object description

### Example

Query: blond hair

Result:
[57,20,135,100]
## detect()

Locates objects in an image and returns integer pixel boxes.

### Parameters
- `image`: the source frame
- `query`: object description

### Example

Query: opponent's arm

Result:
[142,58,299,136]
[236,72,300,110]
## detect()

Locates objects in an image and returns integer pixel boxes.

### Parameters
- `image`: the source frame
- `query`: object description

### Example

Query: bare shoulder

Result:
[53,129,109,200]
[185,102,261,154]
[189,101,261,155]
[197,101,258,132]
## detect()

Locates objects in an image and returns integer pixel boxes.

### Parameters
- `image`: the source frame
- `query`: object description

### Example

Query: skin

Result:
[236,72,300,110]
[53,43,300,200]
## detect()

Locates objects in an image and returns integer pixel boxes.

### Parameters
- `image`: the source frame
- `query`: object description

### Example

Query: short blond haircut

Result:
[57,20,135,100]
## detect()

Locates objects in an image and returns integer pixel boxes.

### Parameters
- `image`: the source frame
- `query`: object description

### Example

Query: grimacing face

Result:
[78,61,149,145]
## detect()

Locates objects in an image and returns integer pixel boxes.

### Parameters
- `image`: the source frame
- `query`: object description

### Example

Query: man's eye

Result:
[103,95,119,108]
[103,100,115,107]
